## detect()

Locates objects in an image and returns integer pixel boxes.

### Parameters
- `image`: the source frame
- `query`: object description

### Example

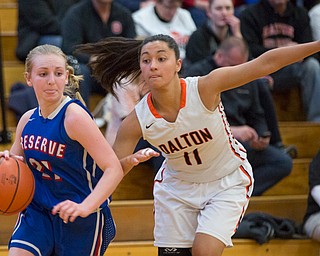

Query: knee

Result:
[302,57,320,72]
[278,154,293,177]
[269,148,293,177]
[192,246,224,256]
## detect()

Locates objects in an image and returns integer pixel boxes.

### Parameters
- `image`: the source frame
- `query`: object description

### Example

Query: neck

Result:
[210,22,228,41]
[92,1,111,22]
[40,96,66,118]
[150,76,181,122]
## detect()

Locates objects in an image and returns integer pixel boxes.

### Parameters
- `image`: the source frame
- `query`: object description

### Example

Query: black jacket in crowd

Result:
[239,0,313,58]
[16,0,79,61]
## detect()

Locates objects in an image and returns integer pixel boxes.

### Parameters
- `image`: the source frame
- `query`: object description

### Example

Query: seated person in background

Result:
[61,0,136,107]
[185,0,242,64]
[304,0,320,62]
[114,0,155,12]
[16,0,79,61]
[132,0,196,61]
[184,37,297,158]
[182,0,209,27]
[240,0,320,122]
[184,37,293,196]
[304,0,320,41]
[303,149,320,241]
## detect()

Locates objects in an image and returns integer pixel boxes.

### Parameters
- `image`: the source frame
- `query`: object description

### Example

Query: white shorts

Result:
[304,212,320,241]
[153,159,253,248]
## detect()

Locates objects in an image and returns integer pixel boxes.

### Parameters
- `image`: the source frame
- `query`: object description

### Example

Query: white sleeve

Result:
[309,5,320,40]
[311,185,320,206]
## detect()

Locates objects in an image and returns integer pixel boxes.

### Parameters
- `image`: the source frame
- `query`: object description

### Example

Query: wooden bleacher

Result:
[1,1,320,255]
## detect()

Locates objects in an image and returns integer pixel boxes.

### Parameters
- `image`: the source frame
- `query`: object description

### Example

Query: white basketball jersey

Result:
[135,77,247,182]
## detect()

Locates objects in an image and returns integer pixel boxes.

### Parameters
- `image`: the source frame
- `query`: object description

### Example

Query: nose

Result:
[150,59,158,70]
[47,73,55,85]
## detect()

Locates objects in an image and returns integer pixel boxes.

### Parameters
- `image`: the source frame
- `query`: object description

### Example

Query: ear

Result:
[206,5,213,19]
[24,72,33,87]
[65,69,69,85]
[176,59,182,73]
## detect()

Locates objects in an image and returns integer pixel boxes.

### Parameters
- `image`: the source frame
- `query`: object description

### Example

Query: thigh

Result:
[246,144,292,169]
[153,161,253,248]
[271,63,301,91]
[153,172,200,248]
[9,204,54,256]
[197,162,253,247]
[54,207,115,255]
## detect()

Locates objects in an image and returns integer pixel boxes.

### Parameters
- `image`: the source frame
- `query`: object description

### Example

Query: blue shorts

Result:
[9,202,116,256]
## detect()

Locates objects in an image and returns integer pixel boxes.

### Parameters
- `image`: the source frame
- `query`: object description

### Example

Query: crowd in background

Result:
[12,0,320,243]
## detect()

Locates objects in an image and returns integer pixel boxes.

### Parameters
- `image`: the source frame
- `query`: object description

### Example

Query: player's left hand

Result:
[52,200,92,223]
[130,148,160,166]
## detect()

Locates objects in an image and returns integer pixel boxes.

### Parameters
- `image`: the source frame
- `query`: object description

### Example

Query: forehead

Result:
[210,0,234,7]
[31,54,65,69]
[224,47,248,65]
[141,40,171,55]
[159,0,182,7]
[268,0,289,5]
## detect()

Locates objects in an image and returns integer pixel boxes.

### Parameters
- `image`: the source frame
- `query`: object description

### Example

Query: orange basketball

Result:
[0,157,35,215]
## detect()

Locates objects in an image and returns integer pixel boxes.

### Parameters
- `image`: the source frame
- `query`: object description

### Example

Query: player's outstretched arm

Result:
[200,40,320,96]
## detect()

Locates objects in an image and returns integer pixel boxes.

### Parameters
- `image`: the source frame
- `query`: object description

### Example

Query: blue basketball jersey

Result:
[21,97,109,210]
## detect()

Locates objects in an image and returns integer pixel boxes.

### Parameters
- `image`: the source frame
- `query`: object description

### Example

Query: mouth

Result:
[150,75,160,79]
[44,89,57,94]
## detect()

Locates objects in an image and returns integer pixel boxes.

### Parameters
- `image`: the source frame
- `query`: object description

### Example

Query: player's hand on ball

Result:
[131,148,160,166]
[52,200,91,223]
[0,150,24,162]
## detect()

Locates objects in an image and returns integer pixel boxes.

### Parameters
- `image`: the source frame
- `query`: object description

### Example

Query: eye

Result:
[39,72,46,77]
[142,59,151,64]
[159,57,167,62]
[56,71,64,76]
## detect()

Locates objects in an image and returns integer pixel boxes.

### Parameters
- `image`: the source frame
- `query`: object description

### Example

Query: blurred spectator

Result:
[184,37,293,195]
[240,0,320,122]
[185,0,242,64]
[308,1,320,40]
[182,0,209,27]
[132,0,196,60]
[303,149,320,241]
[114,0,155,12]
[304,0,320,61]
[61,0,136,107]
[184,0,297,156]
[16,0,79,61]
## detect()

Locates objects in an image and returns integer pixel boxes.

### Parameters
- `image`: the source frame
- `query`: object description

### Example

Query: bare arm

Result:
[52,103,123,222]
[113,110,159,175]
[0,109,34,161]
[198,41,320,109]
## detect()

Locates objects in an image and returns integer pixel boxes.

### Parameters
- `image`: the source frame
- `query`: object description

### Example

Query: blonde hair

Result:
[25,44,85,105]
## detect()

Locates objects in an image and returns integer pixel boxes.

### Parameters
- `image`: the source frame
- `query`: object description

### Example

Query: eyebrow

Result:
[141,49,167,56]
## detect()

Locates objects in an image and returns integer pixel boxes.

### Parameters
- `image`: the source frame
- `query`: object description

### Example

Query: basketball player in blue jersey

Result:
[76,35,320,256]
[0,44,157,256]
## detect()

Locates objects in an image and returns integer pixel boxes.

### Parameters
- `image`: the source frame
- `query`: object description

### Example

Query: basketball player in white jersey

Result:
[76,35,320,256]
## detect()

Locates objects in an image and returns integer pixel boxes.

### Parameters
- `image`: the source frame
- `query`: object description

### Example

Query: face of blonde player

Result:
[25,54,69,107]
[139,40,181,89]
[207,0,235,28]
